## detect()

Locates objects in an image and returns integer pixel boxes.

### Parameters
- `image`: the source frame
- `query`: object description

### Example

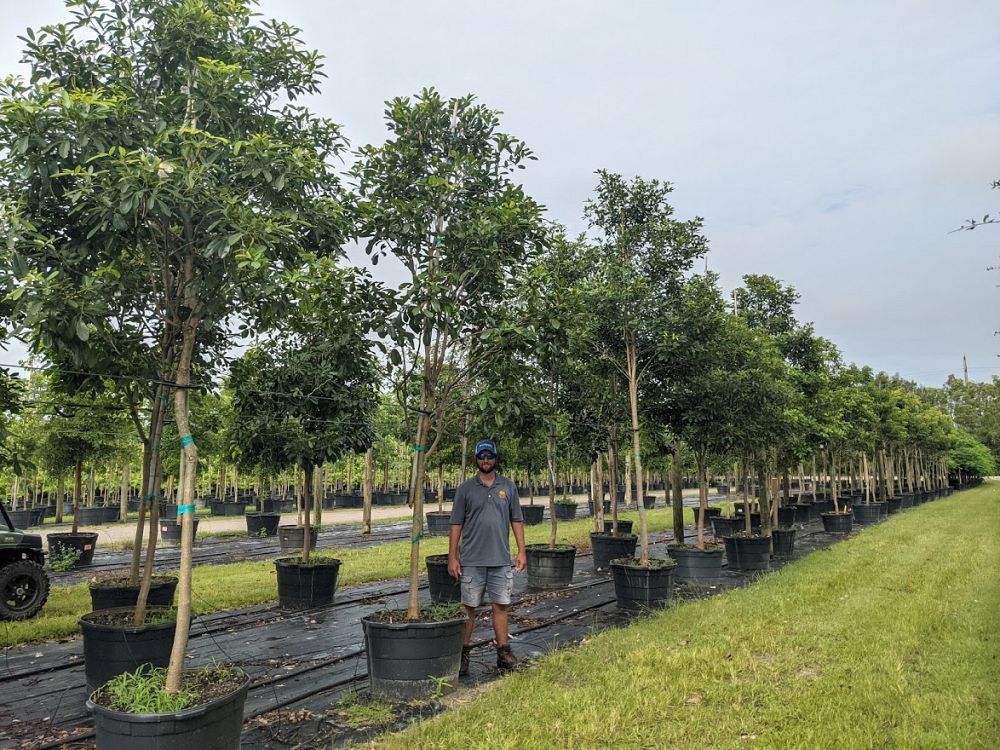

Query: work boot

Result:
[496,644,518,672]
[459,645,472,677]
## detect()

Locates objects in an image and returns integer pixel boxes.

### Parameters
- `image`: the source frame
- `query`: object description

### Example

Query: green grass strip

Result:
[0,507,692,648]
[378,484,1000,750]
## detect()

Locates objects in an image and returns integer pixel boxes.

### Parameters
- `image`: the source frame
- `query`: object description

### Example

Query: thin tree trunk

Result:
[547,427,558,548]
[608,436,619,533]
[166,321,199,694]
[696,452,707,549]
[55,474,65,524]
[362,447,374,535]
[71,460,82,534]
[671,440,684,543]
[625,338,649,564]
[405,408,431,619]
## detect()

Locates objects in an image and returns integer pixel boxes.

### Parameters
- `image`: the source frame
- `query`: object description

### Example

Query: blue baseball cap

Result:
[475,439,497,457]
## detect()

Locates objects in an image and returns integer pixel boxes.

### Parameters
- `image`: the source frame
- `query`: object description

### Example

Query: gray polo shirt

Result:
[451,472,524,567]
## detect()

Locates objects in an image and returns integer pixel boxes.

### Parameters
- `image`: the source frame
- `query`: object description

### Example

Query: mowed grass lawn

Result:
[379,483,1000,750]
[1,505,692,648]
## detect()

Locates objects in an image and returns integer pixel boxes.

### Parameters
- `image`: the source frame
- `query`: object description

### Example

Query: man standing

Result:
[448,438,527,675]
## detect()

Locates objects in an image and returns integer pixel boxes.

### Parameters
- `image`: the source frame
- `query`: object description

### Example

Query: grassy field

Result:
[377,483,1000,750]
[0,506,692,648]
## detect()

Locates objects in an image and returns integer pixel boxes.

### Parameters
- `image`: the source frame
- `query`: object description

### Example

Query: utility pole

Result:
[963,354,969,384]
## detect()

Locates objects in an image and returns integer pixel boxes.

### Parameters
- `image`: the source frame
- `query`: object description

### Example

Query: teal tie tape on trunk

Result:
[178,504,196,515]
[411,532,423,544]
[180,435,194,448]
[412,444,425,452]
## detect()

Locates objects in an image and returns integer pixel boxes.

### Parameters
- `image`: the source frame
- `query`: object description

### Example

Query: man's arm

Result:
[511,521,526,572]
[447,523,463,579]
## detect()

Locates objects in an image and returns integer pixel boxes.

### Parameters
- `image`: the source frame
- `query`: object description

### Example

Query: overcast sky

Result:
[2,0,998,386]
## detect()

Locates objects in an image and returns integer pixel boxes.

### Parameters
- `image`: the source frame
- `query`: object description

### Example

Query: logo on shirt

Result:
[498,490,507,500]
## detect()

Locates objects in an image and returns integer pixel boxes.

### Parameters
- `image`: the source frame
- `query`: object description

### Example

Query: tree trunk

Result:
[362,447,374,535]
[671,439,684,545]
[547,427,558,548]
[696,452,707,549]
[119,464,130,523]
[71,460,82,534]
[437,464,444,513]
[166,321,199,694]
[757,461,772,543]
[608,435,619,532]
[55,474,65,524]
[625,338,649,564]
[460,415,470,483]
[405,408,431,619]
[302,464,314,562]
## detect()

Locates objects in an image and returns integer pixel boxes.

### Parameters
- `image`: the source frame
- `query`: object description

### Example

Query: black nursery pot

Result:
[603,519,634,535]
[696,507,722,526]
[245,512,280,537]
[47,532,99,566]
[6,510,34,528]
[278,524,319,552]
[363,615,465,700]
[554,503,578,521]
[87,669,250,750]
[777,507,797,527]
[89,576,178,611]
[521,504,545,525]
[723,534,771,571]
[590,532,637,572]
[821,512,853,534]
[852,503,881,525]
[79,606,179,692]
[710,516,738,538]
[771,527,796,559]
[425,554,461,603]
[666,544,724,583]
[159,517,199,544]
[526,543,576,589]
[274,557,341,609]
[610,558,676,611]
[424,511,452,537]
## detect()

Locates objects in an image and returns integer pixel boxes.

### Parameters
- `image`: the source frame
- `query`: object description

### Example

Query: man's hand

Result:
[514,550,527,572]
[447,556,461,579]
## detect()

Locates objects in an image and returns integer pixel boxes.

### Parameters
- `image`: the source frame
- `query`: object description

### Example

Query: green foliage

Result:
[48,543,82,571]
[335,691,394,728]
[941,375,1000,466]
[98,667,196,714]
[0,368,25,471]
[948,430,995,477]
[352,86,547,450]
[229,258,381,476]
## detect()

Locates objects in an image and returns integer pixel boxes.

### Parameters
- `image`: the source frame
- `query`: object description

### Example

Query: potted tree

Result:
[353,88,546,698]
[1,0,356,741]
[230,259,381,610]
[579,172,707,609]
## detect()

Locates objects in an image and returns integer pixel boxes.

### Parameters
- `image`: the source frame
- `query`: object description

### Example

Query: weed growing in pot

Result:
[49,545,82,572]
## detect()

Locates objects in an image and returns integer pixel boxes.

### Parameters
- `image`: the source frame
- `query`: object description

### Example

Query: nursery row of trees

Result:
[0,0,992,696]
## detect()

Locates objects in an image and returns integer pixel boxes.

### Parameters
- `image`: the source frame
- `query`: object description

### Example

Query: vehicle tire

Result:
[0,560,50,620]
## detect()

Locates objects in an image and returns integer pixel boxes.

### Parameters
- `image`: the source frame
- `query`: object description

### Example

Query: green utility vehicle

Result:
[0,501,50,620]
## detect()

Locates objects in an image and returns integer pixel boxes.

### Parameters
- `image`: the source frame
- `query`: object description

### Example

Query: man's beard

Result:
[478,463,497,475]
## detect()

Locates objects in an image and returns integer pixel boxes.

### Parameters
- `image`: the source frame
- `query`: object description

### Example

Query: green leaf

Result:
[75,320,90,342]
